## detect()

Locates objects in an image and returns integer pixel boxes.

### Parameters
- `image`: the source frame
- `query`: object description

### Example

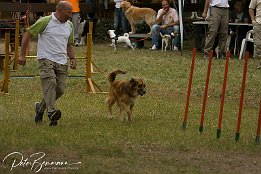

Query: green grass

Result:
[0,41,261,174]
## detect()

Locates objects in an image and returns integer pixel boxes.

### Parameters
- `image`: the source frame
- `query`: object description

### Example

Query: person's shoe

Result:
[204,51,209,59]
[48,110,61,126]
[150,45,157,50]
[173,46,178,51]
[35,102,44,124]
[257,64,261,69]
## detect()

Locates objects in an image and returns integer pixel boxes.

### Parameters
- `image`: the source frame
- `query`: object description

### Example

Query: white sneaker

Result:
[150,45,157,50]
[173,46,178,51]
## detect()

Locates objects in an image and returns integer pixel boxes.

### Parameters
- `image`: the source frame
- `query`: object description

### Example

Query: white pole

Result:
[178,0,184,54]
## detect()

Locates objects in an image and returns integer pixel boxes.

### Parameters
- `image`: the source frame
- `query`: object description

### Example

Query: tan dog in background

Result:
[120,1,156,34]
[107,69,146,121]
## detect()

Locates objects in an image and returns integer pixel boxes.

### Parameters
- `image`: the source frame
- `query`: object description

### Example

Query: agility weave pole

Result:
[181,49,259,143]
[199,50,213,133]
[182,48,197,129]
[1,33,10,94]
[235,51,250,141]
[256,97,261,144]
[216,50,231,138]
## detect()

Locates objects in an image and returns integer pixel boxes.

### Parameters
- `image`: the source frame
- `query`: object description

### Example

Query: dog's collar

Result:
[110,36,118,40]
[123,5,132,13]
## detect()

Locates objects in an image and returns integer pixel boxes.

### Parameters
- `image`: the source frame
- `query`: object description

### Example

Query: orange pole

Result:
[235,51,249,141]
[199,50,213,132]
[216,50,231,138]
[255,97,261,144]
[182,48,197,129]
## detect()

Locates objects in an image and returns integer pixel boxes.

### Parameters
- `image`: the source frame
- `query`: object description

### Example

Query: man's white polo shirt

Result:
[28,12,74,65]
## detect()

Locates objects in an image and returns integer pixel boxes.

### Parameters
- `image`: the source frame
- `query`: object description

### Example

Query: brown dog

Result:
[120,1,156,34]
[106,69,146,121]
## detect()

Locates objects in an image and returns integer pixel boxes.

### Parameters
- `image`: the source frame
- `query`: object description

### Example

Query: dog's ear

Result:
[130,78,137,86]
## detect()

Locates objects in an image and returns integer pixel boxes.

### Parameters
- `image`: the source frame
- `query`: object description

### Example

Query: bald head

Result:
[55,1,73,23]
[56,1,73,11]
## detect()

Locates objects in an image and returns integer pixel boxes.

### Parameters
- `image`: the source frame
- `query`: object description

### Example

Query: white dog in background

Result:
[108,30,134,51]
[159,32,171,51]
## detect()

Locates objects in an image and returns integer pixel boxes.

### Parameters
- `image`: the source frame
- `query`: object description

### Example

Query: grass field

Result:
[0,40,261,174]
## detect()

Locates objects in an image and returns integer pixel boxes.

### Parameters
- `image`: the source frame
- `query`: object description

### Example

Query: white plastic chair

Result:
[239,30,254,59]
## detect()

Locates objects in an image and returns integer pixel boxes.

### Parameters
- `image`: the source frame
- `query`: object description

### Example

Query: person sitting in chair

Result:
[229,0,250,54]
[150,0,180,51]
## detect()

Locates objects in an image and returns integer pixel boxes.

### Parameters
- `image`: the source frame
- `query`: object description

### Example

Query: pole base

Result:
[199,125,203,133]
[182,122,186,129]
[216,128,221,138]
[256,136,260,145]
[235,132,240,141]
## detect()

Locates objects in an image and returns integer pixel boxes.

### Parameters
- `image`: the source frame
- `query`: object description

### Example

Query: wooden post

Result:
[13,19,19,70]
[89,21,93,34]
[88,22,94,73]
[1,33,10,94]
[86,33,95,93]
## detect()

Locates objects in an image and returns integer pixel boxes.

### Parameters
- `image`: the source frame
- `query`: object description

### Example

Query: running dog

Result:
[106,69,146,121]
[120,1,156,34]
[108,30,134,51]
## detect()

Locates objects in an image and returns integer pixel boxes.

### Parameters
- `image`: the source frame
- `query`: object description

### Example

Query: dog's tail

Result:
[159,32,164,38]
[108,69,126,83]
[123,33,129,38]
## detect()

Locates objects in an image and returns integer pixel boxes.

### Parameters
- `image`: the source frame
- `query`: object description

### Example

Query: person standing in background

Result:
[114,0,129,36]
[202,0,229,59]
[66,0,80,46]
[249,0,261,69]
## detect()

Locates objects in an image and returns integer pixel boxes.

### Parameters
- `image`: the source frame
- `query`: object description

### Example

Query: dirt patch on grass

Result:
[124,144,261,174]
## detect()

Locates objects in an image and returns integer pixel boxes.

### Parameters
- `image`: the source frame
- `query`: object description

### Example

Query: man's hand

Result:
[202,11,207,19]
[252,19,257,24]
[160,25,168,29]
[70,59,76,69]
[18,56,26,66]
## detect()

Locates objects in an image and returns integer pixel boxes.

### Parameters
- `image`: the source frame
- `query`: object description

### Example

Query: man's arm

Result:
[155,9,168,25]
[202,0,210,18]
[18,31,31,65]
[67,43,76,69]
[249,8,256,24]
[155,13,164,25]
